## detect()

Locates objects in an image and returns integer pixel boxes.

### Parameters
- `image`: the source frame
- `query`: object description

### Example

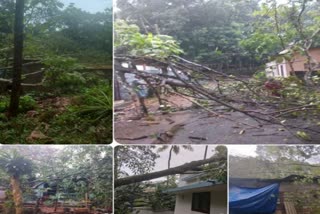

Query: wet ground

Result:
[114,96,319,144]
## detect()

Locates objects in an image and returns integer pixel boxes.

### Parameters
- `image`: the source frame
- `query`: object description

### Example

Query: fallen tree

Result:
[115,55,320,141]
[114,154,226,187]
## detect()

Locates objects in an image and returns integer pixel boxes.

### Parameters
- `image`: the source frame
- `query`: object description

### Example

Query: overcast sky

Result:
[121,146,219,182]
[155,146,217,171]
[61,0,112,13]
[228,145,257,157]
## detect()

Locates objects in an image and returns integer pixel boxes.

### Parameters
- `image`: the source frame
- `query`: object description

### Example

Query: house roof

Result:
[230,174,320,184]
[181,172,206,181]
[278,46,320,55]
[163,180,221,194]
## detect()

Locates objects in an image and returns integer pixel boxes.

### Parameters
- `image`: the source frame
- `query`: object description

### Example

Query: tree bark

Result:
[115,155,226,187]
[166,146,174,186]
[204,146,208,160]
[8,0,25,118]
[168,146,173,169]
[10,176,23,214]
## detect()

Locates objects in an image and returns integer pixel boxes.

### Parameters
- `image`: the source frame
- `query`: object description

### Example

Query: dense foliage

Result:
[0,145,113,212]
[115,0,320,142]
[0,0,113,143]
[0,0,112,64]
[116,0,320,74]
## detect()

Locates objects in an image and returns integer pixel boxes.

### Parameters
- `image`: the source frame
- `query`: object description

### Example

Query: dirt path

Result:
[114,96,317,144]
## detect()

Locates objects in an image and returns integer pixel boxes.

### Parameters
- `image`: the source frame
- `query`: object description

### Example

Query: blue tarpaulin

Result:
[229,183,280,214]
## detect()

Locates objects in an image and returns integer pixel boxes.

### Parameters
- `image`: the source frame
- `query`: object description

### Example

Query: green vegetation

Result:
[0,0,112,143]
[230,146,320,212]
[115,0,320,142]
[116,0,319,72]
[115,20,183,58]
[115,146,227,214]
[0,145,112,213]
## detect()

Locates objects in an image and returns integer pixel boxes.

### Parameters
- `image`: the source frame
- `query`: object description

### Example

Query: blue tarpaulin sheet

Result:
[229,183,280,214]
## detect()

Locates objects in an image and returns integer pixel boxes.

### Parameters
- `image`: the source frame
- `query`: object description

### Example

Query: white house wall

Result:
[174,192,197,214]
[277,61,289,77]
[266,61,277,77]
[173,188,227,214]
[210,189,227,214]
[266,60,289,78]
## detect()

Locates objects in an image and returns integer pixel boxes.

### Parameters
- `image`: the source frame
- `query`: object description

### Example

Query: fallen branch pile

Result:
[115,55,320,141]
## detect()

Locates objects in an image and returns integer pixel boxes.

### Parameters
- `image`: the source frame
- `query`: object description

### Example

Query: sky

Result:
[61,0,112,13]
[228,145,257,157]
[121,145,219,182]
[155,146,217,171]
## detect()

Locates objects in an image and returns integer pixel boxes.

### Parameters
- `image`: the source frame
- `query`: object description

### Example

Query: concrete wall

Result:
[210,188,227,214]
[286,48,320,73]
[266,47,320,77]
[173,187,227,214]
[266,60,289,78]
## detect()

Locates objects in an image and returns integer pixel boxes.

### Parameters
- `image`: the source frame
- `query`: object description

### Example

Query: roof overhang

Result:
[230,175,320,185]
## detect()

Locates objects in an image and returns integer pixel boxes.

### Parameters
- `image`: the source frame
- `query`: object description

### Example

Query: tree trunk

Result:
[115,155,226,187]
[10,176,23,214]
[204,145,208,160]
[168,146,173,169]
[303,50,315,86]
[8,0,25,118]
[166,146,174,186]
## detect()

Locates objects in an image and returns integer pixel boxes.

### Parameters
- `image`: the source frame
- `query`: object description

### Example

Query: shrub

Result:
[0,95,37,113]
[19,95,37,112]
[74,84,113,122]
[43,56,86,94]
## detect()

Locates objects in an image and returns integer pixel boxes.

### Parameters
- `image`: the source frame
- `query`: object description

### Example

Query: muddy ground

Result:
[114,96,319,144]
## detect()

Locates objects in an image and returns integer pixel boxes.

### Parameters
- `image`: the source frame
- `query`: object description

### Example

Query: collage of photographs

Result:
[0,0,320,213]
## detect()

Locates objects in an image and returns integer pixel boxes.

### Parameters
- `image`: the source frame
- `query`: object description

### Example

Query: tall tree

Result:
[0,150,33,214]
[8,0,25,117]
[157,145,193,169]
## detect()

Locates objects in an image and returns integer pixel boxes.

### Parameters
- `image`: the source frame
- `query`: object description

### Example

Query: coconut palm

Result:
[157,145,194,169]
[0,149,33,214]
[157,145,194,186]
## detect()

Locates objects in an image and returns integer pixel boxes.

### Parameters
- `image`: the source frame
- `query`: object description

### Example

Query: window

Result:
[192,192,210,213]
[280,65,284,77]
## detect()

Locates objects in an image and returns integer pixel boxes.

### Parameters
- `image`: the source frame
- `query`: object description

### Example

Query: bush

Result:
[43,56,86,94]
[0,95,37,113]
[0,96,8,112]
[73,84,113,122]
[253,71,267,80]
[19,95,37,112]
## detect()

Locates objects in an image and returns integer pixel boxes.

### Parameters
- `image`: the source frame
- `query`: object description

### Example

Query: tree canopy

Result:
[116,0,320,73]
[0,0,113,144]
[0,145,113,211]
